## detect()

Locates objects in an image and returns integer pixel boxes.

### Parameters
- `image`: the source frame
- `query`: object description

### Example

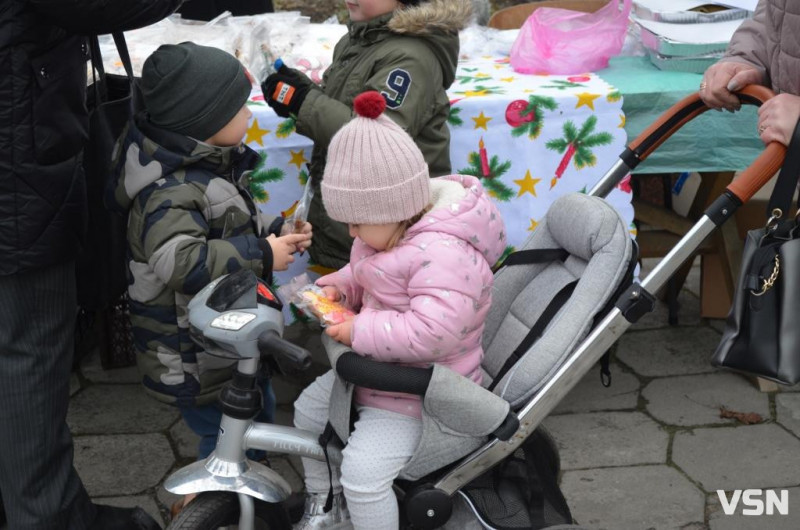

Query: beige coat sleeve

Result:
[721,0,769,75]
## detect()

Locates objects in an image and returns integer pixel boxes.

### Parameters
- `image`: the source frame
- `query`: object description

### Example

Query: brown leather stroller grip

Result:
[727,142,787,203]
[628,85,776,163]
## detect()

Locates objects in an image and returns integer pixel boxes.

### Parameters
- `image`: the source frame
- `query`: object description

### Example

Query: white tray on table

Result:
[633,0,751,23]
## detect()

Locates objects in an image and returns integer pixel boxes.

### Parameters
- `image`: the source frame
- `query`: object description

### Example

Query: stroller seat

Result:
[324,192,635,529]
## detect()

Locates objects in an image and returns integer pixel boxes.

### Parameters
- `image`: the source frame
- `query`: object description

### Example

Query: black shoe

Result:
[90,505,162,530]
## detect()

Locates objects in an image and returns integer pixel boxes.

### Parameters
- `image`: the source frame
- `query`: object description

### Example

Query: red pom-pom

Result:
[353,91,386,119]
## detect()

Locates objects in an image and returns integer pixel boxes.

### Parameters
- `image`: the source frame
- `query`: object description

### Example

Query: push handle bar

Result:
[621,84,785,205]
[258,330,312,370]
[336,352,432,395]
[629,84,774,161]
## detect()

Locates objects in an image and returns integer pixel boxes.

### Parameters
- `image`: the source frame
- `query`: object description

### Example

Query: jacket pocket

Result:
[30,36,90,165]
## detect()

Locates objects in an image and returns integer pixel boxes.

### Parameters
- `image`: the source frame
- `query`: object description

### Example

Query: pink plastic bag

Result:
[510,0,632,75]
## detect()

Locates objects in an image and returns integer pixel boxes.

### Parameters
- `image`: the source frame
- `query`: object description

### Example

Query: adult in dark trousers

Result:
[178,0,273,20]
[0,2,184,529]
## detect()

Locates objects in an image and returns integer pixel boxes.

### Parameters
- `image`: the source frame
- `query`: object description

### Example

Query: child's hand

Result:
[296,222,313,252]
[325,318,354,346]
[320,285,342,302]
[757,93,800,146]
[262,66,314,118]
[267,233,311,271]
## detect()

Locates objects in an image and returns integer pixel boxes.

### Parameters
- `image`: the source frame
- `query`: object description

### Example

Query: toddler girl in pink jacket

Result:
[293,91,506,530]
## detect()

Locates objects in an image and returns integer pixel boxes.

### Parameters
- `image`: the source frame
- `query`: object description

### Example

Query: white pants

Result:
[294,370,423,530]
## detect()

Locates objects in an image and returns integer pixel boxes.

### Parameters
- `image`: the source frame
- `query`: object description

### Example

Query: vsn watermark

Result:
[717,489,789,516]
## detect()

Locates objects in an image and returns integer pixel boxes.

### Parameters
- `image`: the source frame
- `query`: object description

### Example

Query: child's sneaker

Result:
[293,492,351,530]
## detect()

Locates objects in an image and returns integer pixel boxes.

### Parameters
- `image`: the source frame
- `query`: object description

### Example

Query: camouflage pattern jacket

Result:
[110,116,280,406]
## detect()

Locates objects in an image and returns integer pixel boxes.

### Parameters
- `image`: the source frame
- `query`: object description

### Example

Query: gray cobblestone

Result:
[553,363,640,414]
[73,433,174,496]
[561,465,705,530]
[616,327,721,377]
[642,373,769,427]
[673,424,800,491]
[67,384,178,435]
[775,393,800,438]
[544,411,668,469]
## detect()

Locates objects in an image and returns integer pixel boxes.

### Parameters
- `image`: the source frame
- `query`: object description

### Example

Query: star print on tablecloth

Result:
[288,149,308,170]
[527,218,539,232]
[575,92,601,110]
[514,170,541,197]
[245,119,270,146]
[472,111,492,130]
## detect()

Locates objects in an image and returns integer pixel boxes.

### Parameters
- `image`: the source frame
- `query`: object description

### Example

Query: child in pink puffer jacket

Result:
[293,91,506,530]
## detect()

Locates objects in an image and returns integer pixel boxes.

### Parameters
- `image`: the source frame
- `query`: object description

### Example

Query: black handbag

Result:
[75,33,139,311]
[712,120,800,385]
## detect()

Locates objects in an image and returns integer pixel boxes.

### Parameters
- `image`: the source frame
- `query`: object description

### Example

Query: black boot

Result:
[90,504,162,530]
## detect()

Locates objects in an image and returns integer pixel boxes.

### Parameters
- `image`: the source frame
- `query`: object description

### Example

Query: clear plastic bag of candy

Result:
[291,283,355,327]
[281,178,314,236]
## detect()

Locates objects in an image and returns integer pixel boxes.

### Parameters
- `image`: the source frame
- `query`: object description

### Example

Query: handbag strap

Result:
[112,32,135,81]
[766,119,800,218]
[88,32,135,103]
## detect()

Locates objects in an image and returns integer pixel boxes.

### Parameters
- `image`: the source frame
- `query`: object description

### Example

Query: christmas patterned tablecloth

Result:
[242,55,635,317]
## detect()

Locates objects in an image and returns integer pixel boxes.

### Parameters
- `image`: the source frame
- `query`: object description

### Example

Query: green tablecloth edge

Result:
[598,56,763,175]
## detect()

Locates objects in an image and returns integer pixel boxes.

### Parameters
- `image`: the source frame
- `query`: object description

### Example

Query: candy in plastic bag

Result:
[293,285,355,327]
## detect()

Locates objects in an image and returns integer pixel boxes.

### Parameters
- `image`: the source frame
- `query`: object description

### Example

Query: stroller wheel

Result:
[167,492,290,530]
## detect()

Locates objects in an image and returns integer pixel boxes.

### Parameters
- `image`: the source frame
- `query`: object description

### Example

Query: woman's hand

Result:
[325,318,353,346]
[757,93,800,146]
[699,61,764,111]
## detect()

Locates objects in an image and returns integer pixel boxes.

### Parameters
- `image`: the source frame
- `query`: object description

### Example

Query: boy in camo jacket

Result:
[109,42,311,471]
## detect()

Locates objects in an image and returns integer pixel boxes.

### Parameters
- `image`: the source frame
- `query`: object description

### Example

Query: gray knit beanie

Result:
[141,42,252,141]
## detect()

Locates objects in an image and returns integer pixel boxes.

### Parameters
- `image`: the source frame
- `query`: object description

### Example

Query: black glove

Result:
[262,66,315,118]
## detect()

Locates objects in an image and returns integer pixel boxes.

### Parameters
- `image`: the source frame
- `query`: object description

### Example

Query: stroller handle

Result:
[629,85,772,159]
[727,141,787,203]
[622,84,786,203]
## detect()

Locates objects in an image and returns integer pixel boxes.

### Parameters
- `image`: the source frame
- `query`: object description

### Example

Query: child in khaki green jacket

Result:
[262,0,473,271]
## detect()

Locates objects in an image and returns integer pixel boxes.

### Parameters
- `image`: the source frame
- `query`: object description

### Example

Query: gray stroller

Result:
[165,84,782,530]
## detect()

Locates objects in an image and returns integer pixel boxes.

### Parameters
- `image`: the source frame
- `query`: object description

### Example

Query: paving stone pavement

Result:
[7,259,798,530]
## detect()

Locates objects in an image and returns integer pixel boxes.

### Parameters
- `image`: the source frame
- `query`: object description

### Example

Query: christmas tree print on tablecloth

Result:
[456,73,492,85]
[493,245,516,270]
[249,152,285,202]
[457,138,514,201]
[546,115,613,189]
[448,106,463,127]
[541,77,588,91]
[453,85,506,97]
[276,117,297,138]
[507,95,558,140]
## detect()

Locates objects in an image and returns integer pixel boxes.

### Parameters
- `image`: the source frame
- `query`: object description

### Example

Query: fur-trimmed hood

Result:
[388,0,473,35]
[376,0,473,88]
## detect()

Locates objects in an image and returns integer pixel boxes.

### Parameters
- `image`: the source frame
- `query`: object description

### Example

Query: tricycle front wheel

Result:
[167,492,290,530]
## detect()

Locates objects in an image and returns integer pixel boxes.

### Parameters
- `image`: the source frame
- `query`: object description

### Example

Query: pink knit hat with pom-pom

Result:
[322,91,430,225]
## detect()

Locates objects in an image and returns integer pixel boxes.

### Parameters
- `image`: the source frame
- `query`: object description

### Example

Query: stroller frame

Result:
[435,84,784,495]
[165,85,785,529]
